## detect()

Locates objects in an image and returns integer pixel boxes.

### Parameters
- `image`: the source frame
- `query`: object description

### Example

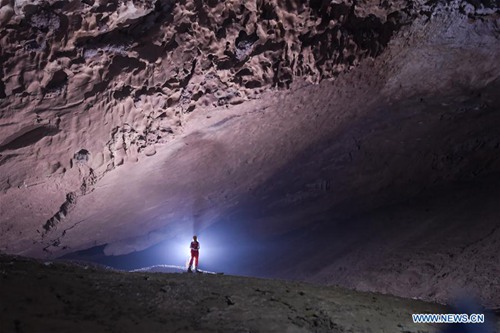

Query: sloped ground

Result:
[3,254,494,333]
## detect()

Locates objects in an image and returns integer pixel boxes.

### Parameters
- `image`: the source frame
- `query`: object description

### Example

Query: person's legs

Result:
[188,252,195,272]
[194,253,199,270]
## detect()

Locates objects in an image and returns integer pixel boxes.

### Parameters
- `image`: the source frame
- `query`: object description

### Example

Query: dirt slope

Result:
[4,254,494,333]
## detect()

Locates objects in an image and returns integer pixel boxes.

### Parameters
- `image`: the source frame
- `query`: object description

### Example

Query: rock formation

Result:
[1,0,499,308]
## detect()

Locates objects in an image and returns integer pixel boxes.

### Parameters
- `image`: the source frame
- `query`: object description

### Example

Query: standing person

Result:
[188,235,200,273]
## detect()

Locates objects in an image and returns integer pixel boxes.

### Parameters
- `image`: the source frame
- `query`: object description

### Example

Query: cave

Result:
[0,0,499,332]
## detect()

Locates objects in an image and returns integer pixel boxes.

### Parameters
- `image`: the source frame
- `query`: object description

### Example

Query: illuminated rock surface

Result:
[0,0,499,310]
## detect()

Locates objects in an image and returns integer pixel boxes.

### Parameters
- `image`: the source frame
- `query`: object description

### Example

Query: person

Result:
[188,235,200,273]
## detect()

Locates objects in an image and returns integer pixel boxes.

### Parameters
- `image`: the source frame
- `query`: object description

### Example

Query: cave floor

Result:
[3,255,497,333]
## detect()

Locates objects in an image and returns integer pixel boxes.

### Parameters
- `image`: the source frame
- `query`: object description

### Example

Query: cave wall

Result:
[0,0,421,248]
[0,0,499,307]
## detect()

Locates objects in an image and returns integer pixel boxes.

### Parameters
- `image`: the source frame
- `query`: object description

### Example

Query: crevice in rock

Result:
[44,69,68,92]
[74,149,90,164]
[42,192,77,234]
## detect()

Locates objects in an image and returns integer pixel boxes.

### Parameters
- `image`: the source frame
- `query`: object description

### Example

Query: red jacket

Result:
[190,241,200,252]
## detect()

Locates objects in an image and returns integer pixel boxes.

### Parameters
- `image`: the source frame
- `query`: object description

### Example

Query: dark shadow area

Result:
[0,125,60,152]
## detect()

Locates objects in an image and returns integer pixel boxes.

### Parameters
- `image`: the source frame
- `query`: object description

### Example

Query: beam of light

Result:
[63,216,260,275]
[163,231,226,272]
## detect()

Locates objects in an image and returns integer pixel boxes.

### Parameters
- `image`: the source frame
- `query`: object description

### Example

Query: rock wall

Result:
[0,0,499,308]
[0,0,424,235]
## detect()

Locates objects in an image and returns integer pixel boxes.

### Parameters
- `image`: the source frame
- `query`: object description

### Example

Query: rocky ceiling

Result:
[1,0,499,307]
